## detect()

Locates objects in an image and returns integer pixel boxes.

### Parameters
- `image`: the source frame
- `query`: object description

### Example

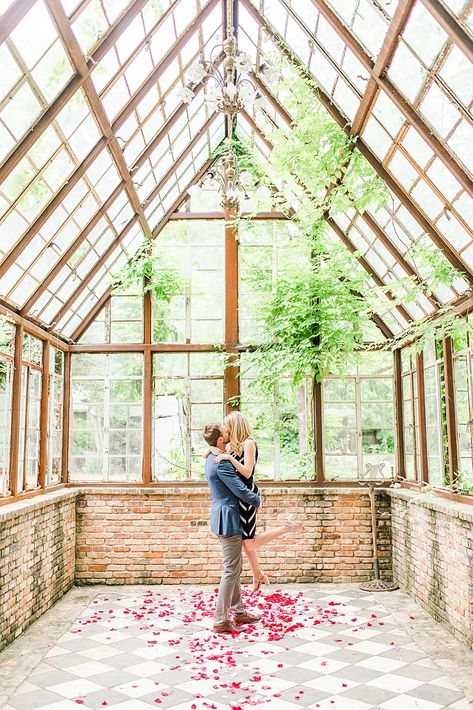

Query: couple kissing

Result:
[203,412,304,634]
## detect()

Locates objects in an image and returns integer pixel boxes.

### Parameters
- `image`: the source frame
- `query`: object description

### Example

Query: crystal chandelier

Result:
[178,1,277,210]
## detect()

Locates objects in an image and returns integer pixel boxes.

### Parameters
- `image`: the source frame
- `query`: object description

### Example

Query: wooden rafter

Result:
[45,0,152,243]
[0,0,36,45]
[242,110,399,337]
[243,88,441,312]
[418,0,473,63]
[0,0,175,184]
[70,154,218,342]
[240,0,473,285]
[308,0,473,197]
[351,0,415,136]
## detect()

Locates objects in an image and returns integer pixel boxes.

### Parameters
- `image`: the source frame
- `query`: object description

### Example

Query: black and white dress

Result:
[232,440,259,540]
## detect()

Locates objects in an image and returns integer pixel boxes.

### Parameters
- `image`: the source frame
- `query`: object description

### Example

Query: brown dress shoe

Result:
[233,612,261,624]
[213,620,240,634]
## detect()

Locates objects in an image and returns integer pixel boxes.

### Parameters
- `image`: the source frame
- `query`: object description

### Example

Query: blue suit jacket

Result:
[205,453,261,536]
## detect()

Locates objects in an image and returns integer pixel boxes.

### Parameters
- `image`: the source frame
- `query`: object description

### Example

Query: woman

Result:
[212,411,303,593]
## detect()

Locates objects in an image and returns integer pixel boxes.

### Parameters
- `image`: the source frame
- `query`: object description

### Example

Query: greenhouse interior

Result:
[0,0,473,707]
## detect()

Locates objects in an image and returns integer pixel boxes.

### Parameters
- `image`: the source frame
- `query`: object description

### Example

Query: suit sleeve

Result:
[216,460,261,507]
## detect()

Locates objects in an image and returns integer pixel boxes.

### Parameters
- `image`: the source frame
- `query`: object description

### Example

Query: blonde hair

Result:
[224,411,253,457]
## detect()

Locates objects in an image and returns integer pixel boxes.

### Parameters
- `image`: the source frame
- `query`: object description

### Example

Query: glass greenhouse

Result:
[0,0,472,501]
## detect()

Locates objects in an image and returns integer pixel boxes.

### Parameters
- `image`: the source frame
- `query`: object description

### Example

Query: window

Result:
[401,350,419,481]
[152,352,224,480]
[0,320,15,495]
[240,353,314,480]
[423,339,446,487]
[18,333,43,491]
[78,290,143,344]
[453,331,473,479]
[152,221,224,344]
[323,352,395,480]
[70,354,143,481]
[48,347,64,485]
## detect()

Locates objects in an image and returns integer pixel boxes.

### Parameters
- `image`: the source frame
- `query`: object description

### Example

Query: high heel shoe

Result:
[252,572,269,594]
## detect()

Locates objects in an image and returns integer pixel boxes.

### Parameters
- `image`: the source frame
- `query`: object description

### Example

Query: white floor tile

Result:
[367,672,425,694]
[379,694,443,709]
[47,678,104,699]
[66,660,114,678]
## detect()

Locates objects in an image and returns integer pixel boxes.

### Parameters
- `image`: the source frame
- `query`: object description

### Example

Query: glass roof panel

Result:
[0,0,471,338]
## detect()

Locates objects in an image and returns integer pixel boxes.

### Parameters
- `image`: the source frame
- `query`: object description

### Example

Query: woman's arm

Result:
[215,439,256,479]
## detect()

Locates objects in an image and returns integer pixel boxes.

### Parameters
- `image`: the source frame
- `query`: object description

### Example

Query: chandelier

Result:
[177,2,277,210]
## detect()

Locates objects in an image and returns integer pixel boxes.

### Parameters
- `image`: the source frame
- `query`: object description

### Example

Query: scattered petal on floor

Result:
[5,587,468,709]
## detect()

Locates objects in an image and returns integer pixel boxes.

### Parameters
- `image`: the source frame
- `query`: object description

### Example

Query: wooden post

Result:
[224,208,240,412]
[313,379,324,482]
[393,349,405,478]
[38,341,50,489]
[416,351,429,483]
[9,325,23,497]
[143,288,152,484]
[61,350,71,484]
[443,335,458,487]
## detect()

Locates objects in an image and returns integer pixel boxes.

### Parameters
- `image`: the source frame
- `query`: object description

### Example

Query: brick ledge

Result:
[387,488,473,524]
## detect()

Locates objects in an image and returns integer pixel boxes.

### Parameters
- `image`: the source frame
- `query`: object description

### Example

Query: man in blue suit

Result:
[203,422,262,633]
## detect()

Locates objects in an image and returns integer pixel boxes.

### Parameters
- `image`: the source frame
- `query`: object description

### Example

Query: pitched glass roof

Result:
[0,0,471,340]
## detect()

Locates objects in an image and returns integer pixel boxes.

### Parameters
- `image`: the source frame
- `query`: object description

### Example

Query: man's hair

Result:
[203,422,222,447]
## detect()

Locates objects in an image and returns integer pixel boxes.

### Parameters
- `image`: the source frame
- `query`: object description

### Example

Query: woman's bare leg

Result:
[250,525,292,551]
[242,539,262,583]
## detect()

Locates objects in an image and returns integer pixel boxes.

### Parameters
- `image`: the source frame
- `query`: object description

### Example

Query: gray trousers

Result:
[214,534,245,624]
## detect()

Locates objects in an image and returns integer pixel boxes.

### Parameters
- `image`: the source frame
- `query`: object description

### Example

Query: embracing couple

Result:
[203,411,304,634]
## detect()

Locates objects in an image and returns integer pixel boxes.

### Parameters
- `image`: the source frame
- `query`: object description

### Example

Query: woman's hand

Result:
[215,453,232,463]
[202,447,211,458]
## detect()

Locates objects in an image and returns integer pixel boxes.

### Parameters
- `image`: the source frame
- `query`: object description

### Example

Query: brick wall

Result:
[389,489,473,649]
[0,490,77,651]
[75,487,392,585]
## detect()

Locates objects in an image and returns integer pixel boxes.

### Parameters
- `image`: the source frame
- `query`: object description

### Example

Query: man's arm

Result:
[216,460,261,508]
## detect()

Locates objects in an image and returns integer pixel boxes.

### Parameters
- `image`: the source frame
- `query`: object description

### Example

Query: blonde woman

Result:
[213,411,303,593]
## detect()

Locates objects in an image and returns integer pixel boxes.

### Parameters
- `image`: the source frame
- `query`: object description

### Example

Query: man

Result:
[203,422,262,633]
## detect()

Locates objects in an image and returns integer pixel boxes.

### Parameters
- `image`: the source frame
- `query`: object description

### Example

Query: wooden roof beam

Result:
[351,0,415,136]
[51,123,218,332]
[309,0,473,197]
[70,155,217,342]
[0,0,36,45]
[418,0,473,63]
[0,0,169,183]
[46,0,152,243]
[240,0,473,284]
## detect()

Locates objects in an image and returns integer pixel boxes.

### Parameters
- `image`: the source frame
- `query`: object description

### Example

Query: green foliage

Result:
[111,237,183,302]
[454,470,473,495]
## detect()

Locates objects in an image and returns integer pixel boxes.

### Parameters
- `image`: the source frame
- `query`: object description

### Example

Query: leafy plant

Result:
[111,237,183,302]
[453,470,473,495]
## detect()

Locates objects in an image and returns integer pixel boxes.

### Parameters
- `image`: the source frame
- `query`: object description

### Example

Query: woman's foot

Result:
[252,572,269,594]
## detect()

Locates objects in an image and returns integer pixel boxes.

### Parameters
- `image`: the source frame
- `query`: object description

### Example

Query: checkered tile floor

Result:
[2,587,470,709]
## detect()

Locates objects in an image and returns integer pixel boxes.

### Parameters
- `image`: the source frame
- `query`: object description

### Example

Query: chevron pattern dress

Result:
[232,440,259,540]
